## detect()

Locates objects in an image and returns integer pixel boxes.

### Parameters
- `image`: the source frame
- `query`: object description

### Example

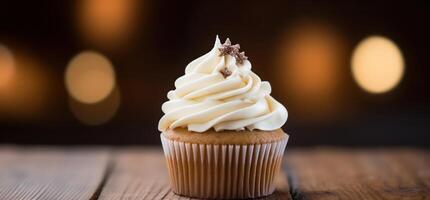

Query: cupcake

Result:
[159,36,288,199]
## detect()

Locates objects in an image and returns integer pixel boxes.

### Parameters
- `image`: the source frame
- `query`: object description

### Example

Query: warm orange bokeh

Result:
[277,21,347,121]
[352,36,404,94]
[0,49,53,120]
[76,0,139,49]
[65,51,116,104]
[0,44,15,89]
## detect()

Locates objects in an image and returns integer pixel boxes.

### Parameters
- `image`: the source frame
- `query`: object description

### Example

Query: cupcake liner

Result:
[160,134,288,199]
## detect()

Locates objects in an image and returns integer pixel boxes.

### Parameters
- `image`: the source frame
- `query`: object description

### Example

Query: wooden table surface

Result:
[0,146,428,200]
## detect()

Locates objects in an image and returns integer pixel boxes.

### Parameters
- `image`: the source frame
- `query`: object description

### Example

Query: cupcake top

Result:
[158,36,288,132]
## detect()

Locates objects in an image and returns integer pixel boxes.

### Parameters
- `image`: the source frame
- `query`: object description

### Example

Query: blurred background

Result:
[0,0,429,146]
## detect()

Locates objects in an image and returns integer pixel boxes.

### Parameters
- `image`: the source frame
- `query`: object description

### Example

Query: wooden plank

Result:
[98,148,174,200]
[286,148,430,200]
[98,148,291,200]
[0,146,109,200]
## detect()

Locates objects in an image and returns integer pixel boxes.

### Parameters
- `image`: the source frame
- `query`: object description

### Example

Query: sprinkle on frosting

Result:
[218,38,248,65]
[234,51,248,65]
[220,67,232,78]
[218,38,240,56]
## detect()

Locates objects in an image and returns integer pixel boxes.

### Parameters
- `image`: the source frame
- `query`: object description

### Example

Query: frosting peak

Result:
[158,36,288,132]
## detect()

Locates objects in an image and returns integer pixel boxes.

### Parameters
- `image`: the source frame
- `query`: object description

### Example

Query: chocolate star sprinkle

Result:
[218,38,248,65]
[218,38,240,56]
[220,67,232,78]
[234,51,248,64]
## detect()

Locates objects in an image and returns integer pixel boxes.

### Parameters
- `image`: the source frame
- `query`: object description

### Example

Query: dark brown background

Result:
[0,0,429,146]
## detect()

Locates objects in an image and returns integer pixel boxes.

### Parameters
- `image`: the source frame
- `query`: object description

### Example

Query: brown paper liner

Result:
[160,133,288,199]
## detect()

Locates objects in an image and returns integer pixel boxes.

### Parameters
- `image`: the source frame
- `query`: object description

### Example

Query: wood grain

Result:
[98,148,291,200]
[0,146,109,200]
[0,147,428,200]
[286,148,430,200]
[98,148,173,200]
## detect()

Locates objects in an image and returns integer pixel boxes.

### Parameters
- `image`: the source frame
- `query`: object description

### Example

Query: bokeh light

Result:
[0,49,52,119]
[277,22,347,120]
[69,86,121,125]
[0,44,15,89]
[76,0,138,49]
[352,36,404,94]
[65,51,116,104]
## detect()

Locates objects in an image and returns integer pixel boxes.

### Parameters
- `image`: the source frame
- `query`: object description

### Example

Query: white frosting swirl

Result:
[158,36,288,132]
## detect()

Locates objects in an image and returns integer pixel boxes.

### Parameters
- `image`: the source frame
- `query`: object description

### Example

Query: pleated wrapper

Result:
[160,133,288,199]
